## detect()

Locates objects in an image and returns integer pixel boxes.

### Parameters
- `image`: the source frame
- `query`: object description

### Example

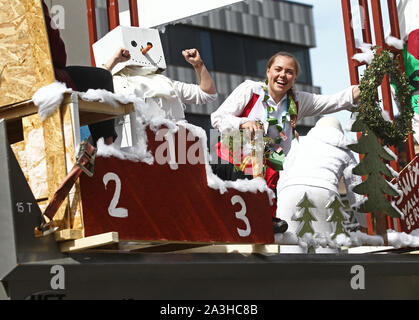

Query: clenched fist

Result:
[182,48,203,68]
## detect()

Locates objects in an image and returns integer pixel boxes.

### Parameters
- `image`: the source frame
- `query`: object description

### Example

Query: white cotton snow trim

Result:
[353,52,375,65]
[277,229,419,250]
[383,146,398,161]
[390,200,404,219]
[78,89,135,107]
[33,81,72,121]
[387,229,419,248]
[386,164,400,179]
[32,82,275,202]
[347,230,384,247]
[33,83,140,121]
[96,138,154,165]
[352,39,376,65]
[275,230,384,248]
[274,232,299,245]
[179,121,275,204]
[385,36,404,50]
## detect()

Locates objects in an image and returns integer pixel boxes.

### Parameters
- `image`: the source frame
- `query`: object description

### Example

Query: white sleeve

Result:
[343,151,368,228]
[210,80,255,132]
[297,86,356,120]
[173,81,218,105]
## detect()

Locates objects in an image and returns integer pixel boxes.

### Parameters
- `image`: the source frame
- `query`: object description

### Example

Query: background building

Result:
[46,0,321,143]
[159,0,321,138]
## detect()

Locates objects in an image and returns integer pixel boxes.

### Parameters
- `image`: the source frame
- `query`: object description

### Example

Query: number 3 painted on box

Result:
[231,195,251,237]
[103,172,128,218]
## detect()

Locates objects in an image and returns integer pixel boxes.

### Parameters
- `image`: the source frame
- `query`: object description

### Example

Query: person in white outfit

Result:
[276,116,367,236]
[210,52,360,232]
[103,47,217,121]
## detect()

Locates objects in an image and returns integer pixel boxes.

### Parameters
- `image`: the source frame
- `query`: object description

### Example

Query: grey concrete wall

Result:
[44,0,92,66]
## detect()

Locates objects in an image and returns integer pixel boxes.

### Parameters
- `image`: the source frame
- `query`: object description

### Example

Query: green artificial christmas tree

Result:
[348,118,402,219]
[293,193,317,238]
[326,196,350,239]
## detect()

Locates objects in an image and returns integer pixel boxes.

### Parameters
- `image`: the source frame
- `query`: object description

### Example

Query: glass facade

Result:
[161,24,312,85]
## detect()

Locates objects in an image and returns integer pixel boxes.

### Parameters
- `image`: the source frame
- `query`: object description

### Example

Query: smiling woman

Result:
[211,51,360,229]
[265,52,301,104]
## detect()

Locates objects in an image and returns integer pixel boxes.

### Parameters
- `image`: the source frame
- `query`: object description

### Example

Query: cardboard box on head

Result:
[93,26,166,74]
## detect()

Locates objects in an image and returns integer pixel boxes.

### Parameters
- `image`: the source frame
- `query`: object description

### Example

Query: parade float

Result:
[0,0,418,299]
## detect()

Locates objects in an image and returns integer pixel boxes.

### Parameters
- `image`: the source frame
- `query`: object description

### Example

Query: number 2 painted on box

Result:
[103,172,128,218]
[231,195,251,237]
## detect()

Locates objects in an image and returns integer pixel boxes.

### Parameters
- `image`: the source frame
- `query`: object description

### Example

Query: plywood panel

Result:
[61,102,84,231]
[42,107,69,229]
[11,140,26,177]
[0,0,55,107]
[22,114,49,200]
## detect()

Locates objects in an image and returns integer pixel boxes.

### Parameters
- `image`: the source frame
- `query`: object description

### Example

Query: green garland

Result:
[355,49,413,146]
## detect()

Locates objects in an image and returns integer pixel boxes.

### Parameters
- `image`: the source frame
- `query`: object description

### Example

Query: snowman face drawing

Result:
[123,28,166,69]
[128,39,164,67]
[93,26,167,74]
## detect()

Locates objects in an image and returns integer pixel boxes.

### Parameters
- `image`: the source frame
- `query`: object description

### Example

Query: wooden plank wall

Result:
[11,100,84,234]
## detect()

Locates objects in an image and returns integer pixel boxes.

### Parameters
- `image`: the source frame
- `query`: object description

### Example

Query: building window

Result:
[161,24,214,70]
[162,24,312,85]
[211,32,246,75]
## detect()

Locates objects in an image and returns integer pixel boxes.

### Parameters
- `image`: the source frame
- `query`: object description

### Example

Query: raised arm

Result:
[297,85,359,120]
[101,47,131,72]
[182,49,216,95]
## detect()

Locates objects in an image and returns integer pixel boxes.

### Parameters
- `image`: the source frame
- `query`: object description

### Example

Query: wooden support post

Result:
[86,0,98,66]
[341,0,410,235]
[370,0,403,232]
[371,1,400,172]
[387,0,401,40]
[341,0,360,85]
[342,0,375,234]
[375,211,389,245]
[406,135,416,165]
[129,0,139,27]
[107,0,120,30]
[359,0,372,44]
[386,0,416,163]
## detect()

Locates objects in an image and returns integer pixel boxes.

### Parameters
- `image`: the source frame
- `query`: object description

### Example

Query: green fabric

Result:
[267,117,278,126]
[392,44,419,115]
[288,95,298,115]
[404,44,419,114]
[267,150,285,171]
[294,193,317,237]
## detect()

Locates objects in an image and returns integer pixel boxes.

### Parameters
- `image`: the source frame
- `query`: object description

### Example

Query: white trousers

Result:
[276,185,339,235]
